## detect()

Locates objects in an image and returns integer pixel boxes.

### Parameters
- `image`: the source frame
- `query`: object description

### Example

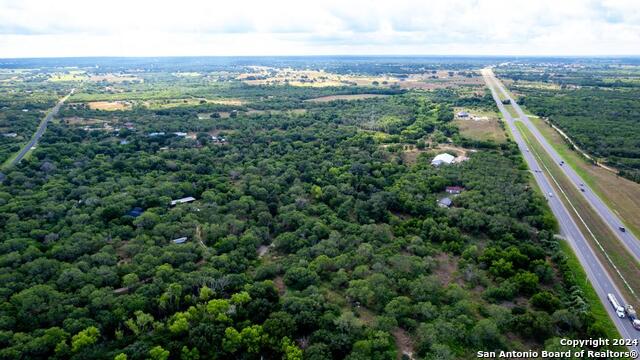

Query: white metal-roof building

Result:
[431,153,455,166]
[172,237,188,244]
[438,197,452,208]
[170,197,196,206]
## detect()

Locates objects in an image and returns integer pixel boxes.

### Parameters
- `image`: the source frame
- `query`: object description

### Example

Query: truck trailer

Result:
[625,305,640,331]
[607,293,626,318]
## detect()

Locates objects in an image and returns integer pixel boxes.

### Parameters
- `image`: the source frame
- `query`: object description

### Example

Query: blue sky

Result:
[0,0,639,57]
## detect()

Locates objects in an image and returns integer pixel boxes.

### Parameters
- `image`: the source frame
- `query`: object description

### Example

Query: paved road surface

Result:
[483,70,640,351]
[488,74,640,265]
[9,89,73,166]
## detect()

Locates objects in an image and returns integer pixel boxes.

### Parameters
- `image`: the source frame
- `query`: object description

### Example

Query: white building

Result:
[431,153,455,166]
[438,197,452,208]
[172,237,188,244]
[170,196,196,206]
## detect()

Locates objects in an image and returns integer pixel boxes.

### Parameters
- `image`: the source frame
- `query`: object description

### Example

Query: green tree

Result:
[282,337,303,360]
[71,326,100,352]
[149,346,170,360]
[181,346,200,360]
[223,327,242,353]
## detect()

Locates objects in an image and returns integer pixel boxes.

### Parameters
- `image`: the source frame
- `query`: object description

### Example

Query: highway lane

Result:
[9,89,74,166]
[488,73,640,265]
[483,70,640,351]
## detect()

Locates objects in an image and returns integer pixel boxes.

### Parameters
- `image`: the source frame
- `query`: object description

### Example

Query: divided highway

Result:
[483,69,640,351]
[9,89,74,166]
[489,76,640,265]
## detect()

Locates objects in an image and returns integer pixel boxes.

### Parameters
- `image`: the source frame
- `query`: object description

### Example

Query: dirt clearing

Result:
[392,327,415,360]
[87,101,132,111]
[454,111,507,143]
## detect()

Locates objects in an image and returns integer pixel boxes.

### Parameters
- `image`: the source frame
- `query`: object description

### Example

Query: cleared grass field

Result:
[516,121,640,303]
[87,101,132,111]
[145,98,245,109]
[304,94,390,102]
[454,115,507,143]
[529,116,640,239]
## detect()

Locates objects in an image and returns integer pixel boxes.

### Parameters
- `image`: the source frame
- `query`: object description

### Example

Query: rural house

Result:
[446,186,465,194]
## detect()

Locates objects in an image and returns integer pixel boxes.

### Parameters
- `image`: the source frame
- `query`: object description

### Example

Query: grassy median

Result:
[516,121,640,304]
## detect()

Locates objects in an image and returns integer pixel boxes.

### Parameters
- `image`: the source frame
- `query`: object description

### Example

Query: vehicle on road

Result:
[620,226,626,232]
[625,305,640,331]
[608,293,626,318]
[548,192,553,197]
[580,188,585,192]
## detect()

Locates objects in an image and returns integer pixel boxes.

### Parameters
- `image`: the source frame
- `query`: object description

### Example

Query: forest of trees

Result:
[0,61,616,359]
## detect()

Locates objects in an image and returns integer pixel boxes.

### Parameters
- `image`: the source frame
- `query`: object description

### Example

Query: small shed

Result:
[170,197,196,206]
[172,237,188,244]
[438,197,452,208]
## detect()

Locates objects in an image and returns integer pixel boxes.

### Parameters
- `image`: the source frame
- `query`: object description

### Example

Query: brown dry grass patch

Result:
[454,117,507,143]
[87,101,132,111]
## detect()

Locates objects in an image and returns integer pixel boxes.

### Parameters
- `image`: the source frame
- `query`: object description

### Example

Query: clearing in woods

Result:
[144,98,245,109]
[304,94,390,102]
[87,101,132,111]
[454,111,507,143]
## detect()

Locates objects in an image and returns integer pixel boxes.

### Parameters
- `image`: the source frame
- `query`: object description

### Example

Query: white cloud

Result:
[0,0,638,57]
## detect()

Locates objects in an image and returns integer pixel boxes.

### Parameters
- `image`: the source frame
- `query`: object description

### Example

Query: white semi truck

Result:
[607,293,626,318]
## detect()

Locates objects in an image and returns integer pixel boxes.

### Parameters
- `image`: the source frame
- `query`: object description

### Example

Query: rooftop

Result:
[170,196,196,206]
[172,237,188,244]
[438,197,452,207]
[431,153,455,166]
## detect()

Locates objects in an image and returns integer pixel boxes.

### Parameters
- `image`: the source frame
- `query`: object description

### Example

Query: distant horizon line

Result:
[2,54,640,60]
